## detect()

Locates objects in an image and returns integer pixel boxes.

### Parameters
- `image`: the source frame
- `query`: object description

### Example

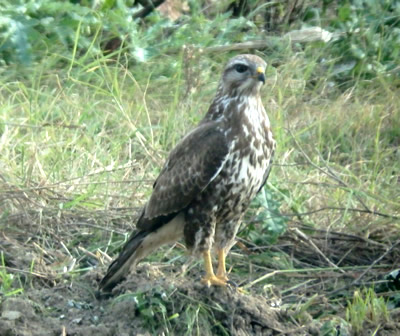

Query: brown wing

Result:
[137,121,229,231]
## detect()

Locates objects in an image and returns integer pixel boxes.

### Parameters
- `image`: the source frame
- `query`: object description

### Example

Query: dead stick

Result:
[293,228,345,274]
[351,239,400,286]
[329,239,400,296]
[204,40,276,53]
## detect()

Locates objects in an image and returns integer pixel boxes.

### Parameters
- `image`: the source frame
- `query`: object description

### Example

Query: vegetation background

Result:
[0,0,399,335]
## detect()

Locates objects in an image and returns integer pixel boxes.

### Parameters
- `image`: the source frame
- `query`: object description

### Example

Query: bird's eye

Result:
[234,64,248,73]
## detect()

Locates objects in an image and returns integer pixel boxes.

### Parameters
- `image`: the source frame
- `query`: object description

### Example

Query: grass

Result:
[0,43,399,334]
[0,252,24,297]
[346,288,389,335]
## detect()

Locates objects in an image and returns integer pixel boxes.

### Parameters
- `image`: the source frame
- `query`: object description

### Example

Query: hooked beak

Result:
[256,66,265,84]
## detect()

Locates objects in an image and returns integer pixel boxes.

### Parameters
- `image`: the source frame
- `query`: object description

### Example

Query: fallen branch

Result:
[351,239,400,286]
[204,27,336,53]
[292,228,345,273]
[328,239,400,296]
[204,40,277,53]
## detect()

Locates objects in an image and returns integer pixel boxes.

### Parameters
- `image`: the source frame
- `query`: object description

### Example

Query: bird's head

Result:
[220,54,267,97]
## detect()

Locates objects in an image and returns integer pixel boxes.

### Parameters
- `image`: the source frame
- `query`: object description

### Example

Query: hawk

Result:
[99,54,275,291]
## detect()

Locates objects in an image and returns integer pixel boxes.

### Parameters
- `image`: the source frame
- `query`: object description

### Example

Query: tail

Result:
[98,213,184,292]
[98,230,149,291]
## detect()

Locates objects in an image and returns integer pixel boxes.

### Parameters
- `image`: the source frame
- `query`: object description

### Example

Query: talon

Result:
[201,275,228,287]
[201,249,243,289]
[227,279,238,288]
[225,280,246,293]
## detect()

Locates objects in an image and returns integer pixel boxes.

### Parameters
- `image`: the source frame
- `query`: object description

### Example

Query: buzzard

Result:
[99,54,275,291]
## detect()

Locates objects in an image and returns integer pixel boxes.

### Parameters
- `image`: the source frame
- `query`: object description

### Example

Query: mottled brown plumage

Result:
[99,54,275,291]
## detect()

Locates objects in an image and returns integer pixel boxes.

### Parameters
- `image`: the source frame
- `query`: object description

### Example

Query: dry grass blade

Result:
[1,17,399,334]
[0,265,51,280]
[287,128,371,213]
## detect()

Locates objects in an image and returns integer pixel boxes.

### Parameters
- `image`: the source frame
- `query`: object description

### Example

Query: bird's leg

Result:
[216,248,229,282]
[201,250,227,287]
[216,247,245,293]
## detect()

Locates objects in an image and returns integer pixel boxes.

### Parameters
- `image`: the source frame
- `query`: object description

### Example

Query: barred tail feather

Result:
[99,213,185,292]
[99,231,149,291]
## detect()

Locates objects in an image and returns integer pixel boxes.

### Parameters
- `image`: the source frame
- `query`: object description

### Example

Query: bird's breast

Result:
[211,121,273,218]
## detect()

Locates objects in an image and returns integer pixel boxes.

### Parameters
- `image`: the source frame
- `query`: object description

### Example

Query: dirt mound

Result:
[1,207,399,335]
[0,264,313,336]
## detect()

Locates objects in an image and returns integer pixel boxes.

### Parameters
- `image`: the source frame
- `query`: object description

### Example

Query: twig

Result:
[256,206,399,220]
[97,249,113,263]
[204,40,277,53]
[351,239,400,286]
[329,239,400,296]
[203,28,334,53]
[78,246,99,260]
[60,241,73,258]
[292,228,345,273]
[282,206,399,220]
[296,225,388,248]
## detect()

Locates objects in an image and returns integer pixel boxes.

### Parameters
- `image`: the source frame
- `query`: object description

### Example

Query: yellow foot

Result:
[216,274,229,282]
[216,248,230,283]
[201,275,228,287]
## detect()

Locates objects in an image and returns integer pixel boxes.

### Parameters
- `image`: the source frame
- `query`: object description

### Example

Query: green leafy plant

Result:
[242,186,288,245]
[113,288,173,333]
[0,0,260,66]
[325,0,400,81]
[320,318,351,336]
[0,0,100,64]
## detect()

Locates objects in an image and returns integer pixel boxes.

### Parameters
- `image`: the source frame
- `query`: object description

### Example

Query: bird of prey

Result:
[99,54,275,291]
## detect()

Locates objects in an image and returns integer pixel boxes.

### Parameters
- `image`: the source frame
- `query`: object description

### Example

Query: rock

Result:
[2,310,22,320]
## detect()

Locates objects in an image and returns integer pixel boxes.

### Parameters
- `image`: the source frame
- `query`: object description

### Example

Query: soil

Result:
[1,217,400,335]
[0,262,315,336]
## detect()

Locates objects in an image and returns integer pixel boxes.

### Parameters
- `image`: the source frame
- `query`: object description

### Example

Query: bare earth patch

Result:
[1,222,400,335]
[1,202,399,335]
[0,263,312,336]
